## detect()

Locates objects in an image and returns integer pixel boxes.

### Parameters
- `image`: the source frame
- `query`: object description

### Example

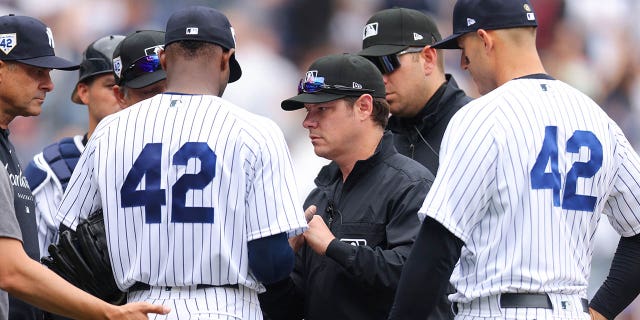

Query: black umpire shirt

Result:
[386,75,471,320]
[259,132,434,320]
[0,128,44,320]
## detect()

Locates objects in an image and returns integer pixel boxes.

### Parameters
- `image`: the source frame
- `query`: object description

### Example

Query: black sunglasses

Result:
[368,47,424,74]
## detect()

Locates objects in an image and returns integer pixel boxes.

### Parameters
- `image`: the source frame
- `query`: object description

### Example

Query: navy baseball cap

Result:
[432,0,538,49]
[282,54,386,111]
[112,30,166,89]
[164,6,241,83]
[0,14,78,70]
[358,8,442,57]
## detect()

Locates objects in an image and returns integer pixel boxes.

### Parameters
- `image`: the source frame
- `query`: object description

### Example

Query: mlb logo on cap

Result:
[186,27,199,35]
[0,14,78,70]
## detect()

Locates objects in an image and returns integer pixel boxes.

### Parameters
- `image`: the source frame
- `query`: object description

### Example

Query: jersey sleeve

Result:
[245,124,307,241]
[55,139,102,231]
[418,107,499,244]
[0,165,21,241]
[603,124,640,237]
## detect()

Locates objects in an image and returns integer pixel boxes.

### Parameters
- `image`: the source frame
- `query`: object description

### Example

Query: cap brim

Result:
[431,33,463,49]
[357,44,408,57]
[18,55,79,70]
[281,92,345,111]
[229,54,241,83]
[124,70,167,89]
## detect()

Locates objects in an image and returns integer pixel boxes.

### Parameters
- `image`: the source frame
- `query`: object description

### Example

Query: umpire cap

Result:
[281,54,385,111]
[71,35,125,104]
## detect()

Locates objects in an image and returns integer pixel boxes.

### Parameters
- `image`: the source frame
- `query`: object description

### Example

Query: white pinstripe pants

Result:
[127,285,263,320]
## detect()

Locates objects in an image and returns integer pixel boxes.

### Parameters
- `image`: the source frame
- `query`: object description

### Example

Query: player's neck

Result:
[165,77,221,96]
[496,49,546,86]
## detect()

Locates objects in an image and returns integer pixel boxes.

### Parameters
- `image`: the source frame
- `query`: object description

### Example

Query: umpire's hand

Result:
[303,206,335,255]
[288,205,316,253]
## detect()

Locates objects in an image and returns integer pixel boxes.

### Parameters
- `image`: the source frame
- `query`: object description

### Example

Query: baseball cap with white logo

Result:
[0,14,78,70]
[432,0,538,49]
[281,54,386,111]
[164,6,241,83]
[358,8,442,57]
[112,30,166,89]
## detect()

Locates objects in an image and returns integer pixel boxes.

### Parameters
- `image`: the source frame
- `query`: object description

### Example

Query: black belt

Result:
[453,293,589,313]
[129,281,238,292]
[500,293,589,313]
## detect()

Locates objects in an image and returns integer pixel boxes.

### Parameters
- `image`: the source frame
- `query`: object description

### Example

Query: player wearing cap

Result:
[25,34,124,260]
[112,30,167,108]
[258,54,434,319]
[0,13,169,320]
[55,6,307,319]
[388,0,640,319]
[359,8,472,175]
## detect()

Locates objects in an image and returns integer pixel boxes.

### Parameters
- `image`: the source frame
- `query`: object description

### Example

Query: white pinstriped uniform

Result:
[420,77,640,319]
[56,93,307,319]
[29,135,84,257]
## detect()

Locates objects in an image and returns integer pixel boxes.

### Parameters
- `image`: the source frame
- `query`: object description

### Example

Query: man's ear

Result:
[76,83,91,105]
[421,46,438,76]
[355,94,374,120]
[477,29,494,53]
[112,85,127,108]
[159,48,167,71]
[219,48,233,75]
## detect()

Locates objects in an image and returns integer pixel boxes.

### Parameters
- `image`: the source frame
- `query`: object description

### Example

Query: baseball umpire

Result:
[388,0,640,319]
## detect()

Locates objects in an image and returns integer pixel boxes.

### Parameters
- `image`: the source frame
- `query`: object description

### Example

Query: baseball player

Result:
[55,6,307,320]
[25,30,167,260]
[25,34,124,258]
[0,13,168,320]
[388,1,640,320]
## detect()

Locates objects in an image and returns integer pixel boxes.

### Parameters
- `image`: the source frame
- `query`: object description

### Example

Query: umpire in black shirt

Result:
[258,54,434,319]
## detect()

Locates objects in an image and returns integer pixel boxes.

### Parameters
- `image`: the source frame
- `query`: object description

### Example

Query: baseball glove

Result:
[41,209,125,305]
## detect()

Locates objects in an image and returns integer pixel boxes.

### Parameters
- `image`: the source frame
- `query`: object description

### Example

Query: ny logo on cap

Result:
[362,22,378,40]
[186,27,199,35]
[45,27,55,48]
[0,33,17,55]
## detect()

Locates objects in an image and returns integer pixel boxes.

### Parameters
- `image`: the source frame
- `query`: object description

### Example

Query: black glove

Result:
[42,209,125,305]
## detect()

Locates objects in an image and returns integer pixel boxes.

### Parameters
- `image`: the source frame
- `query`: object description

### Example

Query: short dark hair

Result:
[344,95,389,128]
[165,40,224,59]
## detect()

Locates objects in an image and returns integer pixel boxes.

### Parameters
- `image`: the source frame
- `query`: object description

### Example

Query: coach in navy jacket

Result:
[259,54,434,319]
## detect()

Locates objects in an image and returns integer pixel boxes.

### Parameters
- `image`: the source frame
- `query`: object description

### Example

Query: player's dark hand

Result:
[588,307,607,320]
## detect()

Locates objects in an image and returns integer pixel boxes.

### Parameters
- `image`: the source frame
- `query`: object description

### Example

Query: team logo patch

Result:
[363,22,378,40]
[0,33,17,55]
[527,12,536,21]
[112,56,122,78]
[186,27,199,35]
[305,70,319,82]
[340,238,367,246]
[144,45,164,56]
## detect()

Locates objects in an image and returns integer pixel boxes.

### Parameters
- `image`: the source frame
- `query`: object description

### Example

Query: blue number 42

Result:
[120,142,216,223]
[530,126,603,212]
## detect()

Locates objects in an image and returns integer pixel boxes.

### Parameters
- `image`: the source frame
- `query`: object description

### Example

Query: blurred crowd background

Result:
[2,0,640,318]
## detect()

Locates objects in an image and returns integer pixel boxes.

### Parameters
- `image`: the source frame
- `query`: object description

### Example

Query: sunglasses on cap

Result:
[121,54,162,83]
[298,76,374,95]
[368,47,424,74]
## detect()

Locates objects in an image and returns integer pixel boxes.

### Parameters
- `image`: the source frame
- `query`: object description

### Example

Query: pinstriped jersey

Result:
[56,93,308,292]
[420,75,640,303]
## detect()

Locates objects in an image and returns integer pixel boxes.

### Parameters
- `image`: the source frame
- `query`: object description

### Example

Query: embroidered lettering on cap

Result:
[362,22,378,40]
[0,33,17,55]
[45,27,55,48]
[186,27,199,35]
